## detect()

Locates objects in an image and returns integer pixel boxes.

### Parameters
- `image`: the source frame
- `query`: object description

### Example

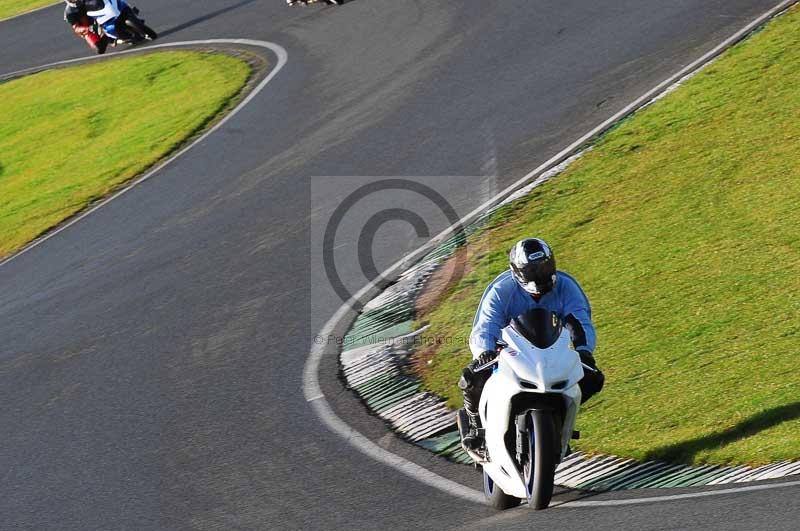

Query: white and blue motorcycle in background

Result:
[458,309,586,510]
[88,0,157,45]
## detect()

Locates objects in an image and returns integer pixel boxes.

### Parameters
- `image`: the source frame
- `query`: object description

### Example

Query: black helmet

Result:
[509,238,557,297]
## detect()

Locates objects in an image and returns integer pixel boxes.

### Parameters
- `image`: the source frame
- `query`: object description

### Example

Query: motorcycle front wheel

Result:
[522,410,558,510]
[482,467,520,510]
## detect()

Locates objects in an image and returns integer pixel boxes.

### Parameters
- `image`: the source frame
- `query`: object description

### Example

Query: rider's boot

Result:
[462,409,484,450]
[96,35,110,55]
[460,386,485,450]
[459,366,487,450]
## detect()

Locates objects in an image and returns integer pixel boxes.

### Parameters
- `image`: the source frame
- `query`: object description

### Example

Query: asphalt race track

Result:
[1,1,797,529]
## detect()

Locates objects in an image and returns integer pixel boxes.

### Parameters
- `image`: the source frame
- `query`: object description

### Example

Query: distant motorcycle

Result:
[457,309,587,510]
[287,0,342,6]
[88,0,157,45]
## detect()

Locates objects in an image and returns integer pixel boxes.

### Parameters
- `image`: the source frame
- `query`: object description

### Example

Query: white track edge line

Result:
[303,0,799,507]
[0,39,287,270]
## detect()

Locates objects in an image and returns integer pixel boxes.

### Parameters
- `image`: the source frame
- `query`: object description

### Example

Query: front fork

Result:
[515,412,529,466]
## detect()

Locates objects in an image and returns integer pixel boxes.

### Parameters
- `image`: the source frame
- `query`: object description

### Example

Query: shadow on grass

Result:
[643,401,800,463]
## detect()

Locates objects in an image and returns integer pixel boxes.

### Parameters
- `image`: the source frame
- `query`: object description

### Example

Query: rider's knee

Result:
[458,367,473,391]
[72,23,90,36]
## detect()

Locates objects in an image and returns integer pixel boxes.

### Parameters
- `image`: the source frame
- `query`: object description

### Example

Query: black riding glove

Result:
[470,350,498,371]
[578,350,605,401]
[578,350,598,371]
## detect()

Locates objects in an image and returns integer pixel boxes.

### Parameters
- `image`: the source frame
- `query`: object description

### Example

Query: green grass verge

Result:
[419,6,800,467]
[0,0,56,20]
[0,51,252,258]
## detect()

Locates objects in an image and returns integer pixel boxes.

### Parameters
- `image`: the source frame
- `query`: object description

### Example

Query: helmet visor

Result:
[516,277,555,295]
[511,261,556,295]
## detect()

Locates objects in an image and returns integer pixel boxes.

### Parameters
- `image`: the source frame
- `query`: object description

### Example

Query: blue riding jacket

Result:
[469,270,596,358]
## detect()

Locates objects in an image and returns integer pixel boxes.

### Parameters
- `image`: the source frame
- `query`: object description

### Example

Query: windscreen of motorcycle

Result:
[509,308,562,349]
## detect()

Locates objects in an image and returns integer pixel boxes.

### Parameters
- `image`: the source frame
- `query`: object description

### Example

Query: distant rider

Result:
[287,0,342,6]
[64,0,110,55]
[459,238,605,450]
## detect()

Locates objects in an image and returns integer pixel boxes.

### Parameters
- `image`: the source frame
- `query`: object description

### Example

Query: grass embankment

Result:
[0,0,56,20]
[418,6,800,466]
[0,51,252,257]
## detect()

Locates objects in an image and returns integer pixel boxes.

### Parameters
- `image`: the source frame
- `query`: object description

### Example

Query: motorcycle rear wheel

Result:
[482,467,520,510]
[523,410,558,510]
[124,14,158,41]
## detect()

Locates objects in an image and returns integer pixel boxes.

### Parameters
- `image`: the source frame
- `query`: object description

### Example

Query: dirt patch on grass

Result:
[415,246,469,318]
[412,247,470,380]
[410,344,438,381]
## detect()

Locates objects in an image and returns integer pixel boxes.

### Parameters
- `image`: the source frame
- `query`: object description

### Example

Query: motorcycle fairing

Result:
[502,325,584,392]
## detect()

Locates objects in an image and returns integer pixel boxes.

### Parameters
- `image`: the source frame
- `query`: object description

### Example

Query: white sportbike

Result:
[458,309,591,510]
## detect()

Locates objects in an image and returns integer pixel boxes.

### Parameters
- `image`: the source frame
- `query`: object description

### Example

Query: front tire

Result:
[523,410,558,510]
[482,468,520,510]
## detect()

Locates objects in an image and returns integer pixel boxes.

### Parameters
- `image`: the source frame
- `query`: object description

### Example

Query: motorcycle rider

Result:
[64,0,110,54]
[459,238,605,450]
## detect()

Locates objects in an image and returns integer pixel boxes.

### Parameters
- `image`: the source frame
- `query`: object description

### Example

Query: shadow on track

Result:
[549,488,604,508]
[158,0,262,38]
[643,401,800,463]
